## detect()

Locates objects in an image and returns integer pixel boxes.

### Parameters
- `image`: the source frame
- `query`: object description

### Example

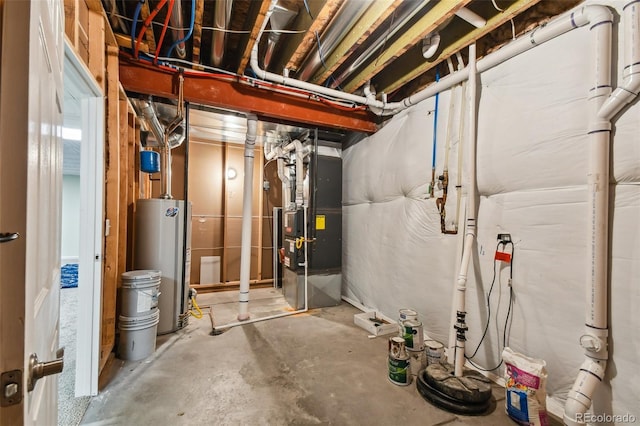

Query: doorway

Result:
[58,40,105,425]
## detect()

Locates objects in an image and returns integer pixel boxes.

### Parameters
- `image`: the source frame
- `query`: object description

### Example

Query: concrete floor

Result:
[80,288,524,426]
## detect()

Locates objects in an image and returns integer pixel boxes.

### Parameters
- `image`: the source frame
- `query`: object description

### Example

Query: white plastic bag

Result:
[502,347,549,426]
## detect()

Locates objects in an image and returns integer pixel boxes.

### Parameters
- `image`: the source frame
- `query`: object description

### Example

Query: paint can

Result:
[388,337,411,386]
[402,319,424,352]
[398,308,418,322]
[424,340,445,365]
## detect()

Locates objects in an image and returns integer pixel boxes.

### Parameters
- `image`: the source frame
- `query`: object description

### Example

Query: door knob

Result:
[27,349,64,392]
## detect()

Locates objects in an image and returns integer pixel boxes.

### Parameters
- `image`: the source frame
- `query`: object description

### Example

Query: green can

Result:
[388,336,411,386]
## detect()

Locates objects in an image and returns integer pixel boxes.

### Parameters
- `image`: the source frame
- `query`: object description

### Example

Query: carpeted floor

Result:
[59,287,91,425]
[61,263,79,288]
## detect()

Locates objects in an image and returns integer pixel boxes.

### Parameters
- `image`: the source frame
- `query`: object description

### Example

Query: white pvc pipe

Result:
[249,3,615,119]
[216,206,310,330]
[237,114,258,321]
[453,43,477,378]
[284,139,306,208]
[455,7,486,29]
[565,4,640,425]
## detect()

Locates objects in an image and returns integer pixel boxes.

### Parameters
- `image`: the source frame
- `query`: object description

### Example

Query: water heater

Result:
[134,198,192,334]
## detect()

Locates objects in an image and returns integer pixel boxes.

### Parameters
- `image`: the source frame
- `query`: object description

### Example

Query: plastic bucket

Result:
[118,309,160,361]
[120,270,161,317]
[140,150,160,174]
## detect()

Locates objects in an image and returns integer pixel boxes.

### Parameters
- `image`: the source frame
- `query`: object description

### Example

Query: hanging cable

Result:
[167,0,196,57]
[465,240,515,371]
[490,0,516,40]
[303,0,313,19]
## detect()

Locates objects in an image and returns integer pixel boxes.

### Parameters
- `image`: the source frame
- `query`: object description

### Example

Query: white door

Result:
[0,0,65,424]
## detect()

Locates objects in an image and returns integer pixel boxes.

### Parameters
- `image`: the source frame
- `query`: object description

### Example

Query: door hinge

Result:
[1,369,23,407]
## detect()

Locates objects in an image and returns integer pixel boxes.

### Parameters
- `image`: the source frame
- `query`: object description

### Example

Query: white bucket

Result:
[120,270,161,317]
[424,340,445,365]
[118,309,160,361]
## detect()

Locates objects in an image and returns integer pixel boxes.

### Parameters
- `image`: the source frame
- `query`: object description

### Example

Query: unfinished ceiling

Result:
[109,0,582,131]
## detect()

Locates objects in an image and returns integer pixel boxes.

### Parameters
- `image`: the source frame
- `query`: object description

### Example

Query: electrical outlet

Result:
[497,233,511,243]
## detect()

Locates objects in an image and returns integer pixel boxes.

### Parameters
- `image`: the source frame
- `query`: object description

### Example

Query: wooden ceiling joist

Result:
[237,0,272,75]
[342,0,473,94]
[191,0,205,67]
[120,56,378,133]
[140,0,156,52]
[379,0,543,95]
[310,0,400,85]
[285,0,344,72]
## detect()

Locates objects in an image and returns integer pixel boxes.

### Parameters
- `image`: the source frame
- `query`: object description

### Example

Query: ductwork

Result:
[264,1,298,70]
[329,0,429,88]
[132,73,186,199]
[296,0,373,82]
[211,0,233,67]
[170,0,187,59]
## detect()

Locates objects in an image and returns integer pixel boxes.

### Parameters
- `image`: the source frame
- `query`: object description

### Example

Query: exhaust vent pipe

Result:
[296,0,373,82]
[264,1,298,69]
[211,0,233,67]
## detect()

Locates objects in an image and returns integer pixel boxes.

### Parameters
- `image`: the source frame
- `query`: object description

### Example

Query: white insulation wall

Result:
[343,2,639,420]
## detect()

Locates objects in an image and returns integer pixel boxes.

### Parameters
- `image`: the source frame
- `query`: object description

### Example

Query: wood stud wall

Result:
[62,0,287,379]
[64,2,148,375]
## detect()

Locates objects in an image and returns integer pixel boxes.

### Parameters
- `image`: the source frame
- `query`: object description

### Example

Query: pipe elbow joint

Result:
[563,358,607,425]
[564,396,588,426]
[582,5,614,27]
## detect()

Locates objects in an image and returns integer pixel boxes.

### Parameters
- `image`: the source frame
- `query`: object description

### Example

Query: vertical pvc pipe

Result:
[565,6,615,426]
[453,43,476,377]
[238,114,258,321]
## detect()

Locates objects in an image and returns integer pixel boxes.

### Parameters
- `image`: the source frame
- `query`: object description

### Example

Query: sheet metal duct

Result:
[211,0,233,67]
[296,0,373,82]
[329,0,430,88]
[170,0,187,58]
[264,1,298,69]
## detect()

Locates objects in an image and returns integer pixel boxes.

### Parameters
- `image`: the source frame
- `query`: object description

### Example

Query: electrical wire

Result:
[315,31,328,70]
[303,0,313,19]
[490,0,516,40]
[465,241,515,371]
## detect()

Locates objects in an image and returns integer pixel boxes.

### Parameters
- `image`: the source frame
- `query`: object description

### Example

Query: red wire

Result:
[154,0,175,64]
[134,0,168,59]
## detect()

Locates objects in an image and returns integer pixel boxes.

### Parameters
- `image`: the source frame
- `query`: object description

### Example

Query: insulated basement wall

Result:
[343,2,639,419]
